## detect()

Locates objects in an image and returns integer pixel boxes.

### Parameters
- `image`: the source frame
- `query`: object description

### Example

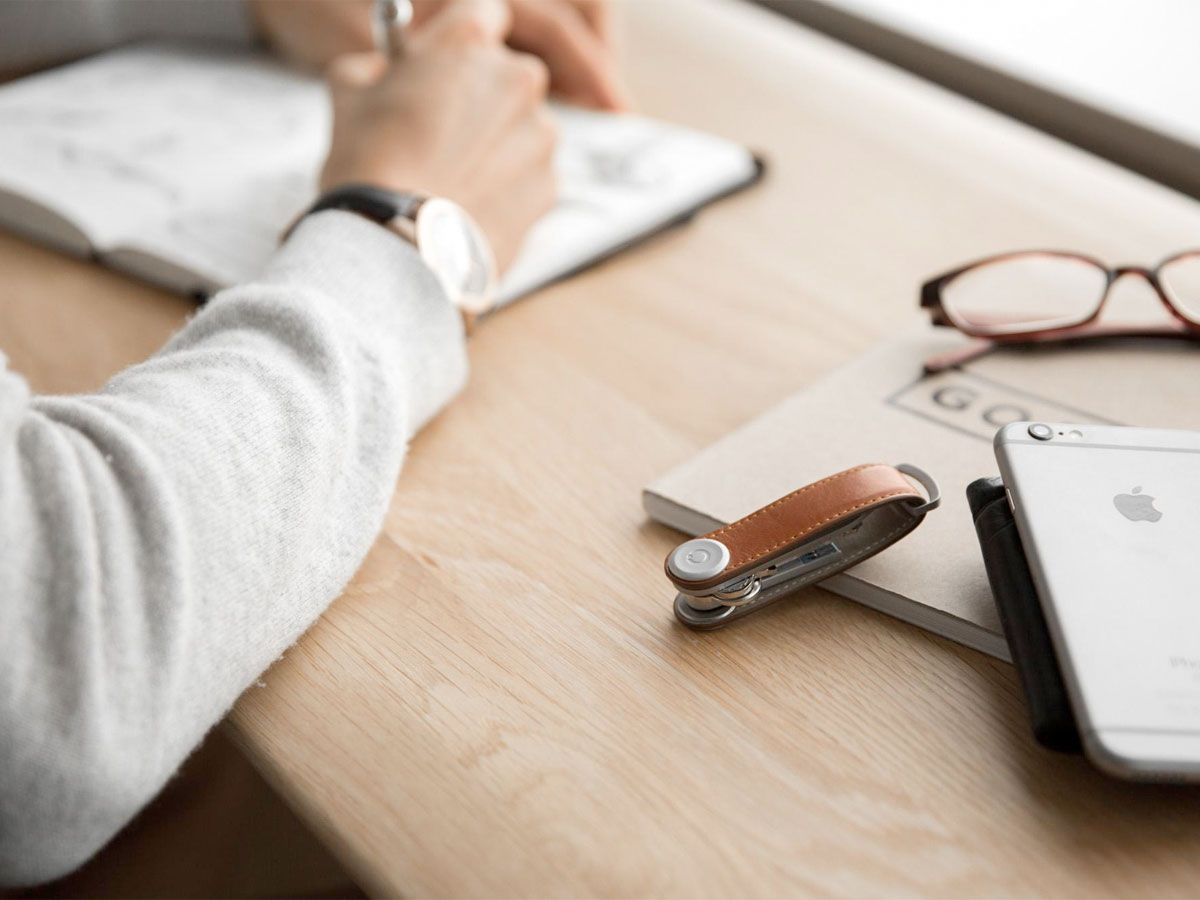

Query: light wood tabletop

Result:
[6,0,1200,896]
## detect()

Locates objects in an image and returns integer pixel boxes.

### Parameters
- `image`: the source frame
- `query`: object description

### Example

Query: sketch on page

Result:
[498,106,756,301]
[0,42,756,300]
[0,43,326,257]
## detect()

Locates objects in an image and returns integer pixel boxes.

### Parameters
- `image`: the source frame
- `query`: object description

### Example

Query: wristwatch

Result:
[290,183,498,319]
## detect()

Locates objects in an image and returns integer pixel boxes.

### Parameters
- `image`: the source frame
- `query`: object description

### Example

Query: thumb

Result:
[419,0,512,47]
[325,50,388,93]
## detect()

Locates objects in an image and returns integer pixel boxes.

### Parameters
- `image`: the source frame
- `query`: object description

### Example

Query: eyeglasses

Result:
[920,249,1200,372]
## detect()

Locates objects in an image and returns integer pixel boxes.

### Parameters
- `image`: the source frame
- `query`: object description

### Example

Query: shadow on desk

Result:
[649,509,1200,880]
[7,728,362,900]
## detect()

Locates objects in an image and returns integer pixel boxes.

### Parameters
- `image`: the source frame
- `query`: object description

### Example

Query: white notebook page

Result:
[0,42,756,299]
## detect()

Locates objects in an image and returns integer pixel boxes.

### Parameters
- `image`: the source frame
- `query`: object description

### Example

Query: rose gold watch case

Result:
[412,197,499,317]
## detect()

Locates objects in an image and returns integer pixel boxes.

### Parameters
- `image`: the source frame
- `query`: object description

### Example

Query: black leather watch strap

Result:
[281,182,495,332]
[283,183,423,241]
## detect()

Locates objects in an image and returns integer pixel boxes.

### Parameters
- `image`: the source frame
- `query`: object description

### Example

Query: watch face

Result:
[415,198,498,316]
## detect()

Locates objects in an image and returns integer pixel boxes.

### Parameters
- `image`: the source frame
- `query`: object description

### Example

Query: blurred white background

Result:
[830,0,1200,144]
[763,0,1200,198]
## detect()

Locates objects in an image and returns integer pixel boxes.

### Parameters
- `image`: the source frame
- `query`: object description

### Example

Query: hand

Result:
[248,0,377,70]
[411,0,628,110]
[250,0,627,110]
[320,0,558,271]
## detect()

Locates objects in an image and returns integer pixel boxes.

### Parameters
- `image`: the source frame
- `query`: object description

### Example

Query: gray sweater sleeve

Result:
[0,210,468,887]
[0,0,255,74]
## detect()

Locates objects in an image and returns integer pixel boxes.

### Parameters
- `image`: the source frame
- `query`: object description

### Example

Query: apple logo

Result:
[1113,486,1163,523]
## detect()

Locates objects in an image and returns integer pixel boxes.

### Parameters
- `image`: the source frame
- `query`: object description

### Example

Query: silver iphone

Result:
[995,422,1200,780]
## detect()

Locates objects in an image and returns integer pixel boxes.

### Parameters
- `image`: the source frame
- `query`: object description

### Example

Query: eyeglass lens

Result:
[941,253,1108,335]
[1159,252,1200,325]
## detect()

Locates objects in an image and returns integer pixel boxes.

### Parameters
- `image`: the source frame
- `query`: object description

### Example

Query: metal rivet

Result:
[667,538,731,582]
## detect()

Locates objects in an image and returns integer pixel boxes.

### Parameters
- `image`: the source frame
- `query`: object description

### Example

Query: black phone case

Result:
[966,477,1082,753]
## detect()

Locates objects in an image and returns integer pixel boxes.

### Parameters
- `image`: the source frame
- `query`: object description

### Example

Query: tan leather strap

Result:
[665,463,924,593]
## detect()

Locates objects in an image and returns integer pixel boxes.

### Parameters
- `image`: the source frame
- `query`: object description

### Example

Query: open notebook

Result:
[644,327,1200,660]
[0,42,760,302]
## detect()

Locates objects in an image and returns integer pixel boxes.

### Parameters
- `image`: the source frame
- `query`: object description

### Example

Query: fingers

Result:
[413,0,614,46]
[454,51,552,191]
[418,0,513,47]
[449,70,557,270]
[507,0,628,110]
[411,0,627,109]
[325,51,388,90]
[507,51,552,110]
[407,0,452,30]
[479,139,558,270]
[568,0,614,47]
[480,100,558,182]
[461,48,551,148]
[321,0,379,56]
[325,50,389,119]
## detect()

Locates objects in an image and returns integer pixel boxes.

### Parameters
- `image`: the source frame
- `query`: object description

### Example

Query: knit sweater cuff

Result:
[260,209,469,435]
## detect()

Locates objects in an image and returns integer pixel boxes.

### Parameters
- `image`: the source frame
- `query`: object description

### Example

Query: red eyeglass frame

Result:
[920,249,1200,373]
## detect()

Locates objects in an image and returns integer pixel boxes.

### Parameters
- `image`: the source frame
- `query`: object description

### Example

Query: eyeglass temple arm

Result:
[922,321,1194,374]
[923,338,995,374]
[919,279,954,327]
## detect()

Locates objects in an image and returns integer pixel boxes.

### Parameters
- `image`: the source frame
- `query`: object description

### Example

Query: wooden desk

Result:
[6,0,1200,895]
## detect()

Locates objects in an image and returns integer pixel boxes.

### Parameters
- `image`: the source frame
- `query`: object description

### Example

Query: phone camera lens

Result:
[1027,423,1054,441]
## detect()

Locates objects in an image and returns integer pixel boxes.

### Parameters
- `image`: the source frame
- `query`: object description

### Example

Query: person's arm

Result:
[0,0,554,886]
[0,214,463,884]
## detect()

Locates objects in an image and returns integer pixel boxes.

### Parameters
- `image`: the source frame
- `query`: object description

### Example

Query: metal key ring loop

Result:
[673,594,738,627]
[895,463,941,517]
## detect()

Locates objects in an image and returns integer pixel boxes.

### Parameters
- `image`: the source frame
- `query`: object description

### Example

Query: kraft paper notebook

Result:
[0,43,759,303]
[644,327,1200,660]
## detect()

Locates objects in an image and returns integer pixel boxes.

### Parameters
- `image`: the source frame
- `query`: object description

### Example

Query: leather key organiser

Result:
[667,463,940,629]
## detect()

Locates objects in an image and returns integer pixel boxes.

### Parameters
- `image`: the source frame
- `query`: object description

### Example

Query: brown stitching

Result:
[708,464,883,540]
[725,489,917,569]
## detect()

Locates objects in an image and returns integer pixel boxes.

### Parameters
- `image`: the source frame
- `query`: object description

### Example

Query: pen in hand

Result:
[374,0,414,59]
